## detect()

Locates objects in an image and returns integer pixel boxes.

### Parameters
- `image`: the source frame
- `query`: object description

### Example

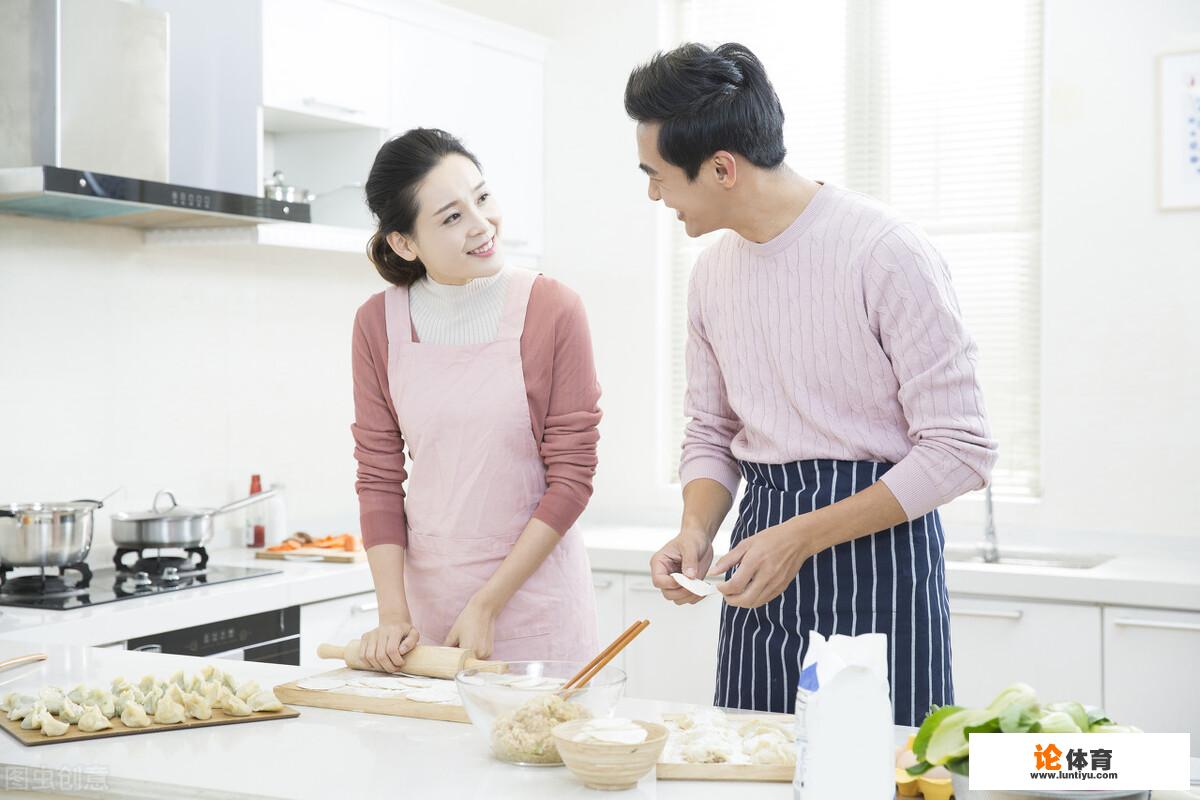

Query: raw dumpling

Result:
[153,697,186,725]
[20,701,48,730]
[247,690,282,712]
[138,675,157,695]
[1,692,35,713]
[38,708,70,737]
[201,681,222,705]
[86,688,116,718]
[39,686,66,714]
[223,695,252,717]
[77,704,112,732]
[200,664,217,681]
[184,692,212,720]
[220,670,238,691]
[164,683,185,705]
[141,686,163,715]
[59,694,86,724]
[169,669,186,688]
[235,680,260,701]
[214,685,235,711]
[110,675,131,692]
[186,674,206,694]
[8,703,34,721]
[121,702,152,728]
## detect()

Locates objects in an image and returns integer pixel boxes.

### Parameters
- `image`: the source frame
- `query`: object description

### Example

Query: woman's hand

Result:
[443,596,499,659]
[359,617,420,673]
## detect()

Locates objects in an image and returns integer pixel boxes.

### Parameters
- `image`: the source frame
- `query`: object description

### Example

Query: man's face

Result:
[636,122,725,238]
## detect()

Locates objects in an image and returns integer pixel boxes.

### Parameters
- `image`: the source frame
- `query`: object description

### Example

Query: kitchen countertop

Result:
[1,526,1198,648]
[0,640,1194,799]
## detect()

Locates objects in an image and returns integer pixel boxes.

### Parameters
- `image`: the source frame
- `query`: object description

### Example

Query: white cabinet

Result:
[260,0,390,128]
[948,596,1102,708]
[299,591,378,669]
[1103,607,1200,756]
[592,571,626,674]
[622,575,721,705]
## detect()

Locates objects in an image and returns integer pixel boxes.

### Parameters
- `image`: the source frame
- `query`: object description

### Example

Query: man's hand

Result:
[710,515,825,608]
[650,529,715,605]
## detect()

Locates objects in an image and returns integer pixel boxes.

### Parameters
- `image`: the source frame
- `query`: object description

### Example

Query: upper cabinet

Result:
[261,0,390,129]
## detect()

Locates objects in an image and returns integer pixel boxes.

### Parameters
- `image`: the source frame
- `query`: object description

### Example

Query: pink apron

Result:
[384,267,599,662]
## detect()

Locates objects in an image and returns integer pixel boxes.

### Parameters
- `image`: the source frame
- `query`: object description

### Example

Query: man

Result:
[626,42,997,725]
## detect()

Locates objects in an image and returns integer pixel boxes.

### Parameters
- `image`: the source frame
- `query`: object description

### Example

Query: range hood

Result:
[0,0,306,229]
[0,166,308,228]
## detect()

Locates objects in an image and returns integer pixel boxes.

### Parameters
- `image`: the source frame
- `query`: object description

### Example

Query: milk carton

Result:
[793,632,893,799]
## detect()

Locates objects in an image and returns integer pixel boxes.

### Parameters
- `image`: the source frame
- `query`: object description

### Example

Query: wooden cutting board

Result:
[655,712,794,782]
[0,705,299,747]
[254,547,365,563]
[273,668,468,724]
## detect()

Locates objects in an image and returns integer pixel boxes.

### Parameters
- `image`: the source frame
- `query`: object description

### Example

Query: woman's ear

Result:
[386,231,419,262]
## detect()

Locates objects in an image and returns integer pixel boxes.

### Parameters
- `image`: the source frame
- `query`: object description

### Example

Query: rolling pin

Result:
[316,641,507,678]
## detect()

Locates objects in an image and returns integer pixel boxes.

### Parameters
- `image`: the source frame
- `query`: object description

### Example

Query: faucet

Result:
[982,484,1000,563]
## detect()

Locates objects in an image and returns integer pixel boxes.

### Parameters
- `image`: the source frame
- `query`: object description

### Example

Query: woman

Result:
[351,128,601,672]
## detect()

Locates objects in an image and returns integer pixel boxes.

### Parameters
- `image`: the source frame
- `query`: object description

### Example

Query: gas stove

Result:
[0,546,280,610]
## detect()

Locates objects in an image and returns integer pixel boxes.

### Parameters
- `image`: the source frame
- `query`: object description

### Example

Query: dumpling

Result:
[39,686,66,714]
[20,701,48,730]
[169,669,186,688]
[220,670,238,691]
[184,692,212,720]
[141,686,163,715]
[223,695,252,717]
[235,680,260,701]
[201,681,222,705]
[186,674,206,694]
[77,704,112,732]
[8,703,34,721]
[152,697,186,724]
[164,683,186,705]
[138,674,157,694]
[1,692,35,713]
[86,688,116,718]
[38,708,70,737]
[114,690,140,715]
[248,690,282,712]
[200,664,217,681]
[59,694,86,724]
[110,675,130,692]
[120,702,151,728]
[67,683,90,705]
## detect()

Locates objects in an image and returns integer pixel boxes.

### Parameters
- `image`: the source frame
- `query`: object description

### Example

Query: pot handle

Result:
[212,488,280,517]
[152,489,179,513]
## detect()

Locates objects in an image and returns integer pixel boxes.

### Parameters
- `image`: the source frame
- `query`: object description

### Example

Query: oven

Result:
[125,606,300,665]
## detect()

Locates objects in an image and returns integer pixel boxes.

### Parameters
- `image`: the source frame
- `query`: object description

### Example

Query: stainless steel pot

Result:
[110,488,279,549]
[0,500,103,567]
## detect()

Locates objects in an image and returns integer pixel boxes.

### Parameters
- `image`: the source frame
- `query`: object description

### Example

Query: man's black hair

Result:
[624,42,786,181]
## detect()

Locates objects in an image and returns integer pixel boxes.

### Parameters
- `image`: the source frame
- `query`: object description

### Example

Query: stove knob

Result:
[133,571,152,587]
[161,566,180,582]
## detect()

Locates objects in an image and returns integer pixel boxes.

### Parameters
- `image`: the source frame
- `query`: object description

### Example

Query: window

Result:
[660,0,1043,496]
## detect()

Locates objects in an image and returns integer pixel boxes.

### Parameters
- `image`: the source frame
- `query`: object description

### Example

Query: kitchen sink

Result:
[943,543,1111,570]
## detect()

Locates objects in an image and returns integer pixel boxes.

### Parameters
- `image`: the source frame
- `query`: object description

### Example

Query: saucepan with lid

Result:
[110,488,278,549]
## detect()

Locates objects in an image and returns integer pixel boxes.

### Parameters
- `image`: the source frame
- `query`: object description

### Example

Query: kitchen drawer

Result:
[299,591,378,668]
[948,595,1102,708]
[1103,606,1200,755]
[622,575,721,705]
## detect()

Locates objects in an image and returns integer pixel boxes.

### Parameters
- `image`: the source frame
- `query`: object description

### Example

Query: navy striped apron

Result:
[714,459,953,726]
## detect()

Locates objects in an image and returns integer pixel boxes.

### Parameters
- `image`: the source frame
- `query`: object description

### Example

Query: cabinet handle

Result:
[301,96,364,116]
[592,579,613,589]
[351,600,379,614]
[1113,617,1200,633]
[949,609,1023,621]
[132,644,163,653]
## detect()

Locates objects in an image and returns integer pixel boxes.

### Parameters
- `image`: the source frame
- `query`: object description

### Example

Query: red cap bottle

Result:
[247,474,265,548]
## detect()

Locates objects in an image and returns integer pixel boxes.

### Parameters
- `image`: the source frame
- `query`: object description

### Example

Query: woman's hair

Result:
[624,42,786,181]
[364,128,482,286]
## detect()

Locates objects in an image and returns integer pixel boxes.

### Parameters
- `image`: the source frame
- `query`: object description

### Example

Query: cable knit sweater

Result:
[352,274,601,548]
[680,183,998,519]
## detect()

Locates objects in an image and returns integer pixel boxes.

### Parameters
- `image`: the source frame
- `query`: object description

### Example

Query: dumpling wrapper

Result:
[404,687,459,704]
[579,728,648,745]
[223,695,252,717]
[455,674,486,686]
[357,675,430,690]
[184,693,213,720]
[59,694,86,724]
[296,677,346,692]
[248,690,282,712]
[152,697,186,724]
[121,702,152,728]
[235,680,261,701]
[670,572,716,597]
[38,709,70,737]
[77,704,112,732]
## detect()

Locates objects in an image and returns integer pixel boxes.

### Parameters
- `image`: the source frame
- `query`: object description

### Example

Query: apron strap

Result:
[497,268,539,341]
[384,284,413,345]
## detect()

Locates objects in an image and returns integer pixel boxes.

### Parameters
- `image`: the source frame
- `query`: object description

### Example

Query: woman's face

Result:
[387,154,504,284]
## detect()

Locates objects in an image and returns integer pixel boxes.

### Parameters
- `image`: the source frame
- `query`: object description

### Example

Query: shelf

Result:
[143,222,370,254]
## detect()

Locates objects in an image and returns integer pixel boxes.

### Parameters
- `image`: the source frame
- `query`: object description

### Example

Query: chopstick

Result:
[562,620,642,691]
[562,620,650,695]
